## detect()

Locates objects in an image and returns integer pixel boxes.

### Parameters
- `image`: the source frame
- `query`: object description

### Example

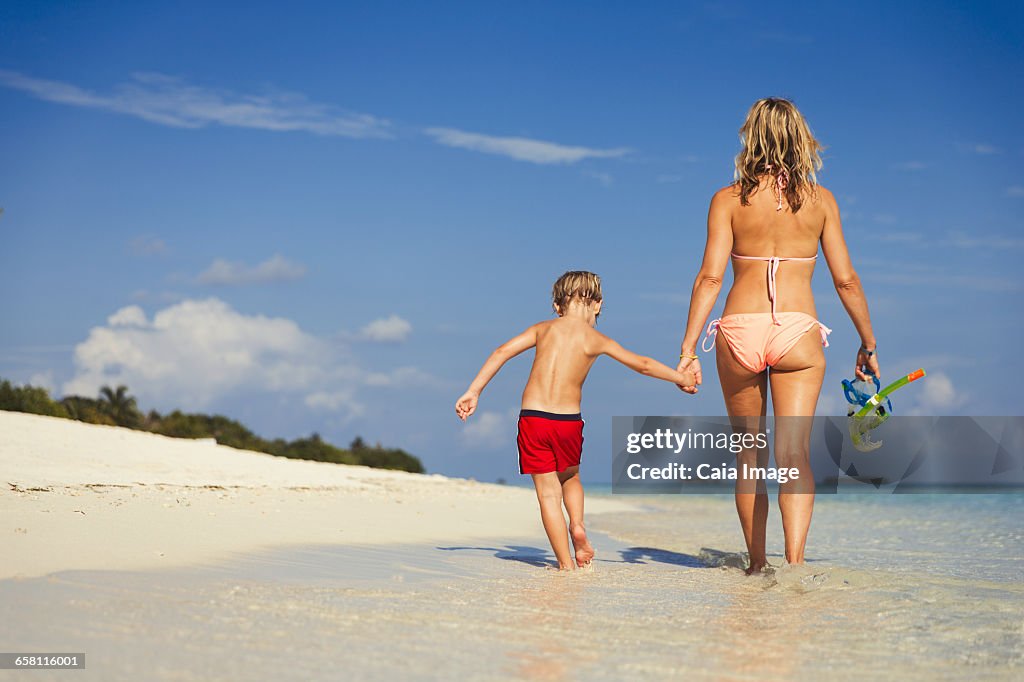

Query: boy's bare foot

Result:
[570,523,595,567]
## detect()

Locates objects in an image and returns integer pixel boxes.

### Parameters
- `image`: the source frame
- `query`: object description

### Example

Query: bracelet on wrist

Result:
[680,353,698,360]
[859,344,876,357]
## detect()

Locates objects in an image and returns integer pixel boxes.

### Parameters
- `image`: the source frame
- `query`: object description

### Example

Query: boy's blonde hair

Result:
[734,97,824,213]
[552,271,602,316]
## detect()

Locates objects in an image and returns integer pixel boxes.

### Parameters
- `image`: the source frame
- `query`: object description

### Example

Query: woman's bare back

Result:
[722,180,830,318]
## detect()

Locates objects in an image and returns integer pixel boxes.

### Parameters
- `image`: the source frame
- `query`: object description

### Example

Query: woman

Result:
[677,98,880,573]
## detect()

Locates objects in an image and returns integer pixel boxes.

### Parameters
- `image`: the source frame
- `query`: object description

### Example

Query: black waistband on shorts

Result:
[519,409,582,421]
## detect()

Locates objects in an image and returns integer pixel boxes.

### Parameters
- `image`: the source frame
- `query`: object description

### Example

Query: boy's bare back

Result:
[521,317,606,414]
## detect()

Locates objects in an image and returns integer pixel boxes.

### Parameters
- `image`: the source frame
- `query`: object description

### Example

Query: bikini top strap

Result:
[730,253,817,262]
[729,253,818,325]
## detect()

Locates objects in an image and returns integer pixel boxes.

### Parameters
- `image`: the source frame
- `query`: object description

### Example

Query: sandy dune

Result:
[0,410,632,579]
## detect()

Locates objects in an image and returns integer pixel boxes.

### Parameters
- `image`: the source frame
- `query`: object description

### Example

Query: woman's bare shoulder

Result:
[712,183,741,202]
[807,184,838,207]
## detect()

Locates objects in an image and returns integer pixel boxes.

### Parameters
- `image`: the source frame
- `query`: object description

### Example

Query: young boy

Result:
[455,271,696,570]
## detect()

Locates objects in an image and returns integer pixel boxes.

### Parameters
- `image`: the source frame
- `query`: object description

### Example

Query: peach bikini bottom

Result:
[702,312,831,373]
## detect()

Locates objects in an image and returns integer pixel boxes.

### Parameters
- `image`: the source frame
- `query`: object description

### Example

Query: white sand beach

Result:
[2,410,1021,681]
[0,410,633,579]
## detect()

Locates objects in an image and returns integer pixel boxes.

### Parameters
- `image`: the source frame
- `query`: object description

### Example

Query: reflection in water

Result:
[505,572,588,681]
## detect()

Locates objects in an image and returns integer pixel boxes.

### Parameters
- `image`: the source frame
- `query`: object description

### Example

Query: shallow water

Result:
[1,494,1020,680]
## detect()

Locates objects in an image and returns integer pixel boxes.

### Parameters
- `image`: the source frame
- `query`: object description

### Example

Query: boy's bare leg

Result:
[558,466,593,567]
[531,472,574,570]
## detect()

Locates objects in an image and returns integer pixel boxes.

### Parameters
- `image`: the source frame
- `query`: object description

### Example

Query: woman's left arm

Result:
[677,189,734,393]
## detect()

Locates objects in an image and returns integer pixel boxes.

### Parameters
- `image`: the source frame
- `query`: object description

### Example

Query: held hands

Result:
[855,347,881,382]
[676,356,702,395]
[455,391,479,421]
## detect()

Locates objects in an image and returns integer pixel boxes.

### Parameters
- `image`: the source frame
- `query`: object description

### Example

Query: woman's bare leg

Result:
[769,328,826,565]
[716,337,769,573]
[558,466,593,567]
[531,472,574,570]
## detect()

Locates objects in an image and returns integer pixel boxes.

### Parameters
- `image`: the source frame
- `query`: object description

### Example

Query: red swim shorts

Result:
[517,410,584,475]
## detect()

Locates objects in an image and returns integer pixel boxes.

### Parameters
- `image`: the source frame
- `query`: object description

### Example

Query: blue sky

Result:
[1,1,1022,482]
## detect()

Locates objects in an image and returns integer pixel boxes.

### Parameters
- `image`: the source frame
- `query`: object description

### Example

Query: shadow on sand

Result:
[619,546,710,568]
[437,545,556,568]
[438,544,745,570]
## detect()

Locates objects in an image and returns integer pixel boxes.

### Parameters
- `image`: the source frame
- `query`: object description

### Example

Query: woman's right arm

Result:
[677,189,734,393]
[819,188,881,381]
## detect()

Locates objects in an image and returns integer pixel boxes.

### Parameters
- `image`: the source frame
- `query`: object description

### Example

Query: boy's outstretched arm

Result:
[455,325,539,421]
[596,333,696,389]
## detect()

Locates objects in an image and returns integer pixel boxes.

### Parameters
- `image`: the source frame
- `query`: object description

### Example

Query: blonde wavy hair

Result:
[552,271,602,317]
[734,98,824,212]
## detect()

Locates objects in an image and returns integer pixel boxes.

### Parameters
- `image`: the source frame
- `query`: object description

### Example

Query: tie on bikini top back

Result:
[731,253,817,325]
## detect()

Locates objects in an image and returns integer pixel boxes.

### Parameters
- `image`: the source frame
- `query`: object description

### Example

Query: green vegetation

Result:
[0,378,424,473]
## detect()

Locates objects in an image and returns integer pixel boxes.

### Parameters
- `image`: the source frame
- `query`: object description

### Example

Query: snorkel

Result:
[842,369,927,452]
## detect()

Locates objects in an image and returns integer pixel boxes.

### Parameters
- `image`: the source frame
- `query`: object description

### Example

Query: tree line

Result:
[0,379,424,473]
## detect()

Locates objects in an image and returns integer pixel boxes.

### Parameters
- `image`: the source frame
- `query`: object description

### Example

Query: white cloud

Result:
[0,70,391,139]
[424,126,630,165]
[108,305,148,327]
[61,299,440,421]
[130,235,167,256]
[460,411,513,449]
[358,315,412,342]
[1006,186,1024,198]
[657,174,684,184]
[27,371,56,393]
[196,254,307,286]
[63,299,344,412]
[304,389,364,417]
[906,371,967,415]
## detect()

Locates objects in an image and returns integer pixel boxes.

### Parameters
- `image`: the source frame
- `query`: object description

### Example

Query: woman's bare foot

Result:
[569,523,595,567]
[745,558,770,576]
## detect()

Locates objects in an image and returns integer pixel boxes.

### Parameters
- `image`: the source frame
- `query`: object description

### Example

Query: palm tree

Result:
[99,385,141,427]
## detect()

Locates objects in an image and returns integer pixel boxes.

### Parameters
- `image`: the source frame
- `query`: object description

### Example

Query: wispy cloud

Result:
[583,170,613,186]
[358,315,412,343]
[1007,186,1024,198]
[196,254,307,286]
[129,234,168,256]
[942,231,1024,250]
[958,142,1001,155]
[0,70,391,138]
[424,127,630,165]
[657,174,684,184]
[876,231,923,243]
